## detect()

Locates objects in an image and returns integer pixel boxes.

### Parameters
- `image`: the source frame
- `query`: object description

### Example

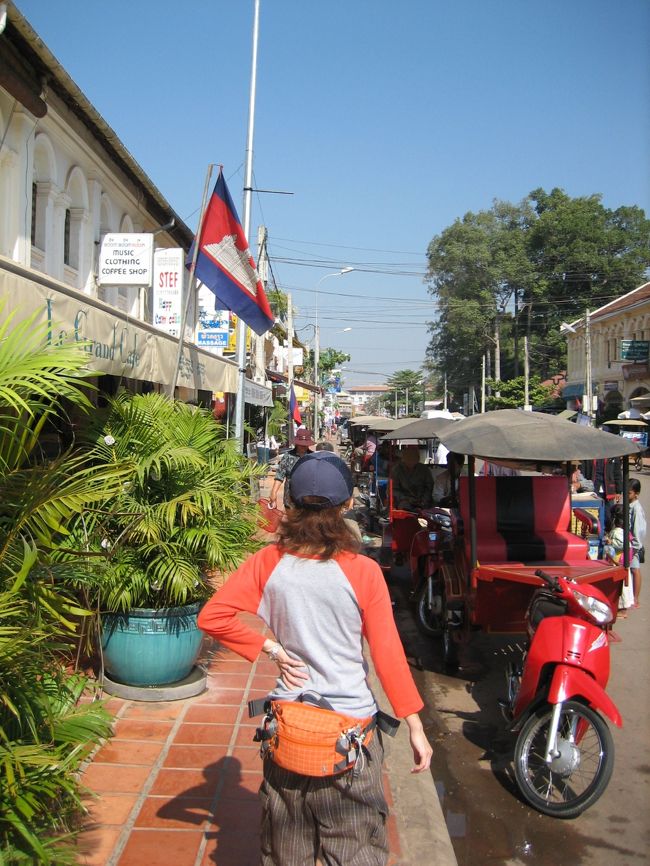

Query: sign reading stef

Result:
[153,248,184,337]
[98,233,153,286]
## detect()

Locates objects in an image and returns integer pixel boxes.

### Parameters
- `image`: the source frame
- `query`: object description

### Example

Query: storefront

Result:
[1,257,242,397]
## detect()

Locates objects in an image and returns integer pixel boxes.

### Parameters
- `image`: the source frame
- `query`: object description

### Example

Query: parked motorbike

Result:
[407,509,454,638]
[501,568,621,818]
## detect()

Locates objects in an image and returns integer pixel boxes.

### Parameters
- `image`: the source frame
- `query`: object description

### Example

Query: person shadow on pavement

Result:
[157,755,262,865]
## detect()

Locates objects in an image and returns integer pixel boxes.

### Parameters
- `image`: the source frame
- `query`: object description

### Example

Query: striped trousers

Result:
[259,734,388,865]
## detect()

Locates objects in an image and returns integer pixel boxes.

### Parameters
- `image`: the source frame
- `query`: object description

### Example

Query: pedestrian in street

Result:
[197,451,432,866]
[268,427,314,509]
[629,478,646,607]
[603,503,634,614]
[582,457,622,529]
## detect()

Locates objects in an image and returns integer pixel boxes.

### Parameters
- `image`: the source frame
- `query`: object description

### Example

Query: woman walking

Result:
[198,451,431,865]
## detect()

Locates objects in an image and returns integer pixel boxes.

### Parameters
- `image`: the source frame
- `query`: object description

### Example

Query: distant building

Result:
[346,384,390,411]
[562,282,650,416]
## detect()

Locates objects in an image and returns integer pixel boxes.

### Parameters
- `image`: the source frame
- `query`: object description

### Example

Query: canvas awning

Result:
[0,258,242,395]
[265,369,321,394]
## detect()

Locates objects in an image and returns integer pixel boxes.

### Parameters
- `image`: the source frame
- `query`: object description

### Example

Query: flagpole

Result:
[168,163,215,397]
[234,0,261,451]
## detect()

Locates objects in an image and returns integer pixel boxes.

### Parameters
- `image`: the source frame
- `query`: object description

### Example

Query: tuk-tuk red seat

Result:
[458,476,589,564]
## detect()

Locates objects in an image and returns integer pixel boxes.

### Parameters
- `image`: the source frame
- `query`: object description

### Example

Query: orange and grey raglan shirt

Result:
[197,544,423,720]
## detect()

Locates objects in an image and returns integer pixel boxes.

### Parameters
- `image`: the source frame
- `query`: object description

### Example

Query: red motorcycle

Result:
[502,568,622,818]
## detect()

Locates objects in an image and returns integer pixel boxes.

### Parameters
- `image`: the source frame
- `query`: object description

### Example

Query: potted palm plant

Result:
[80,391,262,689]
[0,311,130,864]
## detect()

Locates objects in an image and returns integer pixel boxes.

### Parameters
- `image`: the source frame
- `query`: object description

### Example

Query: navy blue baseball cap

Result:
[288,451,354,509]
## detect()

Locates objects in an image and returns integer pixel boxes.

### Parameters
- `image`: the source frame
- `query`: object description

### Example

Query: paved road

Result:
[387,474,650,866]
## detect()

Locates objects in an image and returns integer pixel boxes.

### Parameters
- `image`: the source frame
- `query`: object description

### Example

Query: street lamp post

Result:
[561,312,594,424]
[313,268,354,435]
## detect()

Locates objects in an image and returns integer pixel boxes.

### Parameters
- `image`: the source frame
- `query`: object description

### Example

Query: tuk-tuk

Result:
[600,418,648,471]
[430,409,640,664]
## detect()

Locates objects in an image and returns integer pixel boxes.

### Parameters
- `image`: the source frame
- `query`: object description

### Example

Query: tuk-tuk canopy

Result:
[601,419,648,428]
[380,417,457,441]
[438,409,641,461]
[349,416,414,433]
[348,415,384,426]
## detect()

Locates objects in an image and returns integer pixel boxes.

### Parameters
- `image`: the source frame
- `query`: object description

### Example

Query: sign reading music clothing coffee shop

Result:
[98,234,153,286]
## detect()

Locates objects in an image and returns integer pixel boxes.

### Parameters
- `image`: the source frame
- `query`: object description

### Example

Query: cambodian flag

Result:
[289,384,302,424]
[191,170,274,336]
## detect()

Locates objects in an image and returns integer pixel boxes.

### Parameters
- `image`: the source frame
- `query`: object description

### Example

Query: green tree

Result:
[485,376,556,410]
[375,369,424,417]
[425,190,650,400]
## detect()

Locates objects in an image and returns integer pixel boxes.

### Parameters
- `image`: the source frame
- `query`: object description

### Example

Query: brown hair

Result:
[276,499,360,559]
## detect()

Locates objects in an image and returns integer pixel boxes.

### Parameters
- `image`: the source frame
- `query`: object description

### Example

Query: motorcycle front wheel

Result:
[414,571,444,637]
[514,700,614,818]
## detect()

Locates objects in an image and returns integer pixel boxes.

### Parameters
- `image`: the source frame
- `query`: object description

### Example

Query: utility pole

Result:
[524,335,531,410]
[287,293,294,443]
[585,309,593,424]
[313,324,320,436]
[443,374,448,411]
[254,225,268,383]
[481,355,486,413]
[235,0,261,451]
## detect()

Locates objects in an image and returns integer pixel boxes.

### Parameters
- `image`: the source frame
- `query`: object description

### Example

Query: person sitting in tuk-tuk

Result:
[391,445,433,511]
[432,452,465,506]
[353,431,377,472]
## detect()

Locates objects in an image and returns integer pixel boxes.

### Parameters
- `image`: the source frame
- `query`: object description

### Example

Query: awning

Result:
[244,379,273,408]
[561,382,596,399]
[0,258,241,394]
[266,369,321,394]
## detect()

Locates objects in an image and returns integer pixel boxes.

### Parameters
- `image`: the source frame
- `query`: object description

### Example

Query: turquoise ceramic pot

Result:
[101,603,203,686]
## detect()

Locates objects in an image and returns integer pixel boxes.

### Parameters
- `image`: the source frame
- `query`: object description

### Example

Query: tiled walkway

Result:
[77,613,402,866]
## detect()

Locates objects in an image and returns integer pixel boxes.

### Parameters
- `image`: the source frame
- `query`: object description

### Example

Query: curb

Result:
[368,663,458,866]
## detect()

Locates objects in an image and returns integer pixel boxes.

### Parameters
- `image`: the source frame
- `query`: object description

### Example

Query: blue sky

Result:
[16,0,650,386]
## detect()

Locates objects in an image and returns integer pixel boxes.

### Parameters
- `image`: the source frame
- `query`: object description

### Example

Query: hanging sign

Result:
[152,248,183,337]
[98,233,153,286]
[620,340,650,361]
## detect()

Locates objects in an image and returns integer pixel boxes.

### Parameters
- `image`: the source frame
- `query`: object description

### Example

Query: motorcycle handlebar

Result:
[534,569,561,589]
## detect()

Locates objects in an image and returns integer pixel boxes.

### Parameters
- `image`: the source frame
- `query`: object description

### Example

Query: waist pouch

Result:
[248,693,399,777]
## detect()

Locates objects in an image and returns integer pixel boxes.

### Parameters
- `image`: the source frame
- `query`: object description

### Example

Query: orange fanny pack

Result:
[249,694,383,777]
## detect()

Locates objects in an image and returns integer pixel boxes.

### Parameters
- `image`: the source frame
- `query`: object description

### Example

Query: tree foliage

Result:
[485,376,556,411]
[425,189,650,406]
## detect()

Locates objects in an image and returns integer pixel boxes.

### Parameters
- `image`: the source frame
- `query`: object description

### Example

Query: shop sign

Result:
[620,340,650,361]
[98,233,153,286]
[226,314,251,354]
[152,248,183,337]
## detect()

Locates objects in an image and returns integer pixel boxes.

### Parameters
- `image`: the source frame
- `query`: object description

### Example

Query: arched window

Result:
[63,166,89,285]
[64,208,71,265]
[31,133,57,272]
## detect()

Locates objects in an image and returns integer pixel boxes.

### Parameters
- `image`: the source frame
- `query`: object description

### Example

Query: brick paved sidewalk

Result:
[77,617,403,866]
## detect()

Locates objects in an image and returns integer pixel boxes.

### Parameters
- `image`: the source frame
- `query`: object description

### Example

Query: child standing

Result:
[603,504,634,612]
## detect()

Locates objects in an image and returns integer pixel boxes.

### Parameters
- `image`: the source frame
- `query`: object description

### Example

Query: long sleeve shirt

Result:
[197,544,424,720]
[630,499,647,547]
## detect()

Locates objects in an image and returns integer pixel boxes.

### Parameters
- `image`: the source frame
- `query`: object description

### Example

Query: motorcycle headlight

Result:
[572,589,613,625]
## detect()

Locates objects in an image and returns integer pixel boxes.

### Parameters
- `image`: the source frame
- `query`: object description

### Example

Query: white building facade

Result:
[563,282,650,416]
[0,3,272,409]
